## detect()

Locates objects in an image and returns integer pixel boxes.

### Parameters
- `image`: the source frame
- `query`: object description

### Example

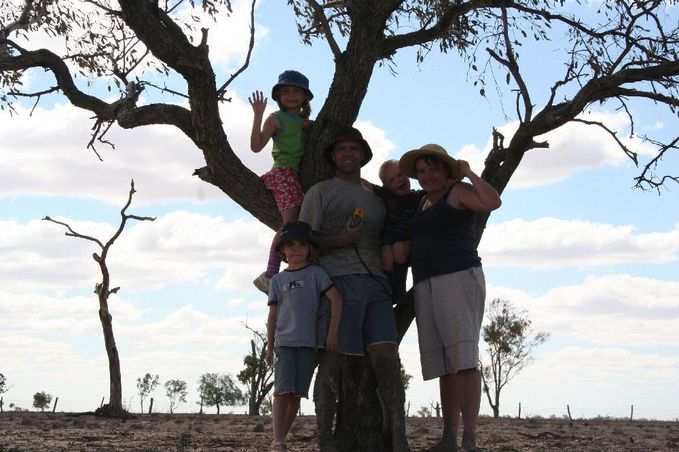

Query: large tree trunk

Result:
[97,295,125,416]
[336,357,388,451]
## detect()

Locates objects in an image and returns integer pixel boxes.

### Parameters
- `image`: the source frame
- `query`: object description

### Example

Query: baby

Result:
[375,159,425,305]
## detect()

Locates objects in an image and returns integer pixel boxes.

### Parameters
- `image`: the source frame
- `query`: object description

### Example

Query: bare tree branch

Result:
[572,118,638,165]
[216,0,257,97]
[307,0,342,58]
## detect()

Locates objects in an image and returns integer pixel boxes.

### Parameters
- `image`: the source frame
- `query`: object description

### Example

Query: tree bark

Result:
[98,294,124,416]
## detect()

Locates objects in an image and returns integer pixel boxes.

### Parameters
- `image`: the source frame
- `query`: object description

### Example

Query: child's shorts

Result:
[273,346,318,398]
[261,167,304,211]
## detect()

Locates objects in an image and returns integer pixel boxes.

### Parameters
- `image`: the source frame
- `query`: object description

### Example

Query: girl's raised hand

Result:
[249,90,267,115]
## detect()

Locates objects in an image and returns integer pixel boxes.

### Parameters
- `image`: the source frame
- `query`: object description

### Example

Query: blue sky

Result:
[1,1,678,419]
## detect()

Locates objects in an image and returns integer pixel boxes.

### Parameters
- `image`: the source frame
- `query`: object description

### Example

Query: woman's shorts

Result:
[261,167,304,211]
[273,346,318,398]
[413,267,486,380]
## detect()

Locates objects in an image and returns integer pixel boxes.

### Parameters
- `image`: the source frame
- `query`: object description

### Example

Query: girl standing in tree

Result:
[250,70,313,293]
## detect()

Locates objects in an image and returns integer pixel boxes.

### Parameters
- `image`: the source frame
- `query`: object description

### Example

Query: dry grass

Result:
[0,412,677,451]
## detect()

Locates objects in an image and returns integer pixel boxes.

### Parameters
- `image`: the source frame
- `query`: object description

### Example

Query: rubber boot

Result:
[370,353,411,452]
[461,429,477,452]
[313,352,340,452]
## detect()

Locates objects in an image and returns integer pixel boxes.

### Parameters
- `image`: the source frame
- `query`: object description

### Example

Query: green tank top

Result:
[271,111,305,170]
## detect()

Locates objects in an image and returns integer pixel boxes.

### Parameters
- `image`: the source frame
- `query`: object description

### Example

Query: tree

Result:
[236,324,274,416]
[42,180,155,417]
[197,373,244,415]
[136,373,160,414]
[481,298,549,418]
[0,372,9,412]
[164,379,188,414]
[417,406,432,417]
[400,363,413,392]
[32,391,52,412]
[2,0,677,447]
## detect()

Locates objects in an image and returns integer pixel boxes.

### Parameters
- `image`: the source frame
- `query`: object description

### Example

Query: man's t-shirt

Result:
[299,177,386,277]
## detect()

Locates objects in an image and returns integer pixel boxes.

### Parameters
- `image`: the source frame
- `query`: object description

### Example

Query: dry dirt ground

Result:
[1,412,678,451]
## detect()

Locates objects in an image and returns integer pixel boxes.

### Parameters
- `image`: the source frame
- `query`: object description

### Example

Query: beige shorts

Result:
[413,267,486,380]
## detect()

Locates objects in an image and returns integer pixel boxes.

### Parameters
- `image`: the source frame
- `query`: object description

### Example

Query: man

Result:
[299,126,410,452]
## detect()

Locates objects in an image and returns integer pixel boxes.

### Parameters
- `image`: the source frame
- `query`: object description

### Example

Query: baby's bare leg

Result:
[392,240,409,265]
[381,244,394,271]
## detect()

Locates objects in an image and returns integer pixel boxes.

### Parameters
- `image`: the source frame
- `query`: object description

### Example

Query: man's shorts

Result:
[273,346,318,398]
[413,266,486,380]
[261,167,304,211]
[333,274,398,355]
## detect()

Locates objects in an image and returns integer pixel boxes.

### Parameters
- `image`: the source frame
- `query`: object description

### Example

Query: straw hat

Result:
[398,144,462,180]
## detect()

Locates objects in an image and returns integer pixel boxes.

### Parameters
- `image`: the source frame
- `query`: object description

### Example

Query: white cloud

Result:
[490,273,679,347]
[486,346,679,419]
[481,217,679,268]
[454,110,659,189]
[0,212,273,293]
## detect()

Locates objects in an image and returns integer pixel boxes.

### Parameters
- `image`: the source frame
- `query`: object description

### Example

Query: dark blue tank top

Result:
[408,188,481,284]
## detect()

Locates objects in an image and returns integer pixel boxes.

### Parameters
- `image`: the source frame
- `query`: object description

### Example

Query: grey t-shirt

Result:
[268,264,334,348]
[299,177,385,277]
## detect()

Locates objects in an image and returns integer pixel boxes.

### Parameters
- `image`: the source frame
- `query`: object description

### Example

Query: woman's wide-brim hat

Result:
[276,221,318,252]
[271,70,314,101]
[399,143,462,180]
[323,126,373,167]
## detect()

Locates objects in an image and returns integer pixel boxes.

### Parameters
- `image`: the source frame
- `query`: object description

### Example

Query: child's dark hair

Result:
[279,240,319,264]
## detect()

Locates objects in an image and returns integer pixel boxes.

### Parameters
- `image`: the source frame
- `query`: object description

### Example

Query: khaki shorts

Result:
[414,267,486,380]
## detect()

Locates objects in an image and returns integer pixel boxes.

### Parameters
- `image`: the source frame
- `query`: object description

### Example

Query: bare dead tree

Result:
[43,179,155,417]
[237,322,275,416]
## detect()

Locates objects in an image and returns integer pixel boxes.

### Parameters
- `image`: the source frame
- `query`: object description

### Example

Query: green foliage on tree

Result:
[236,325,274,416]
[136,373,160,414]
[399,363,413,392]
[164,379,188,414]
[197,373,243,415]
[0,373,7,395]
[32,391,52,412]
[481,298,549,418]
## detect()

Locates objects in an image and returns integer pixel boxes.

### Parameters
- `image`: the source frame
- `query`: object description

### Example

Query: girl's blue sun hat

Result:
[272,70,314,101]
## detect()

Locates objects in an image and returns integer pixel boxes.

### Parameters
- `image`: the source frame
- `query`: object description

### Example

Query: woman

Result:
[399,144,501,452]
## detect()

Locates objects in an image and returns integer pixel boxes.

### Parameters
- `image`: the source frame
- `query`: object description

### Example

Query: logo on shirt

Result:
[283,279,305,292]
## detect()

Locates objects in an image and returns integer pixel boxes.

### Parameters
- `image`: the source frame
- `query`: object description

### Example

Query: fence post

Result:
[630,404,634,421]
[100,396,105,408]
[566,404,572,422]
[517,402,521,419]
[52,397,59,413]
[148,397,154,414]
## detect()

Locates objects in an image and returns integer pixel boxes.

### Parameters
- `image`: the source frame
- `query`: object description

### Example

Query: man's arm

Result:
[315,217,361,253]
[299,184,361,253]
[266,304,277,366]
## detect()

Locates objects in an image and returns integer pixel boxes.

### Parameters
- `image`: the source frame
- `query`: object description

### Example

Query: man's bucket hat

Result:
[276,221,317,251]
[271,70,314,101]
[399,143,462,180]
[323,126,373,167]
